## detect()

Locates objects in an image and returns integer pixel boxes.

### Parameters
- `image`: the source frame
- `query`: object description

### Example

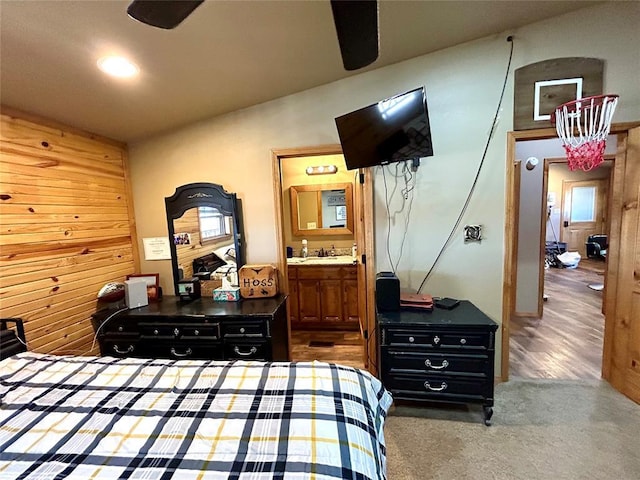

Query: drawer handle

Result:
[113,344,134,354]
[425,359,449,370]
[433,335,440,345]
[170,347,192,358]
[424,381,448,392]
[408,336,415,343]
[234,346,258,356]
[240,327,246,334]
[460,338,467,344]
[173,328,180,337]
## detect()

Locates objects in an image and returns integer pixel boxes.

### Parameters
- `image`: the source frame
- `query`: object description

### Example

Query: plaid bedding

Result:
[0,353,392,480]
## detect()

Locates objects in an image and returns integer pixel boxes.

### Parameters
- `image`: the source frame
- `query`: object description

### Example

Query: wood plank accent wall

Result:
[0,110,139,356]
[174,208,202,279]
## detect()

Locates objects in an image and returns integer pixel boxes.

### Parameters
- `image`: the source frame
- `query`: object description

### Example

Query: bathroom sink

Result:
[287,257,307,264]
[296,255,356,265]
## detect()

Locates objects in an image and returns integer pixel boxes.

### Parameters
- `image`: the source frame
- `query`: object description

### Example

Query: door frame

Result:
[271,145,377,373]
[502,122,639,383]
[534,157,613,317]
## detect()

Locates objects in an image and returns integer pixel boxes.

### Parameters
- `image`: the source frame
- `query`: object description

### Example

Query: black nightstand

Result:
[378,301,498,425]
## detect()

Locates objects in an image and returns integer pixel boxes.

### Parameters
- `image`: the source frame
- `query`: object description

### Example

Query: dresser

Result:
[92,295,289,361]
[378,301,498,425]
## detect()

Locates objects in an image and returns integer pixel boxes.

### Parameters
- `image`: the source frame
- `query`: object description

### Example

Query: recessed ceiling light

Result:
[97,56,139,78]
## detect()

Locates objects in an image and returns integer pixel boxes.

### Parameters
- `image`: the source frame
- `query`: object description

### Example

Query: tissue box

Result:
[239,264,278,298]
[213,286,241,302]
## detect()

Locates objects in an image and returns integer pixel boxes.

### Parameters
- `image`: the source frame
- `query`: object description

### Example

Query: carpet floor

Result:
[384,379,640,480]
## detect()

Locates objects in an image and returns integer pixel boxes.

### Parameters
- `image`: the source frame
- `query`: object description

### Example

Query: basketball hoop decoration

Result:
[552,94,618,171]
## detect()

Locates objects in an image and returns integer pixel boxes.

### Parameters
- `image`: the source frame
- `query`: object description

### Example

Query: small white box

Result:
[125,279,148,309]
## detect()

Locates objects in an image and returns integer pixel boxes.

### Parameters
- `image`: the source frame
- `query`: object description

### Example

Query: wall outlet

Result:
[464,225,482,243]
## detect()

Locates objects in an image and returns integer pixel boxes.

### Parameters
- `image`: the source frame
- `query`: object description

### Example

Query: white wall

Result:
[128,2,640,370]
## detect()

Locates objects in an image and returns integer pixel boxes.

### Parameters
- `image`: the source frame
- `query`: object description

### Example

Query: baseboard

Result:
[513,311,540,319]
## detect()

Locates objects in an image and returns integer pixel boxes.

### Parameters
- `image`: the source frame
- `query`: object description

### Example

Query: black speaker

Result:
[376,272,400,312]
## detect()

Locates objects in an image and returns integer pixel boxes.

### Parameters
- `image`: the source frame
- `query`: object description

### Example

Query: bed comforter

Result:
[0,353,392,480]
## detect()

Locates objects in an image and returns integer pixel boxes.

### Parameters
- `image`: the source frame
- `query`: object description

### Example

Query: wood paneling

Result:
[0,110,138,355]
[174,208,201,279]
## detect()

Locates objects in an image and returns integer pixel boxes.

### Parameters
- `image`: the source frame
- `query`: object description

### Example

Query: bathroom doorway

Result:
[271,145,378,375]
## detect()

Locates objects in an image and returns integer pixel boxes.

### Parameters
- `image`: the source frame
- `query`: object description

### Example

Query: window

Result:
[198,207,229,241]
[570,186,596,222]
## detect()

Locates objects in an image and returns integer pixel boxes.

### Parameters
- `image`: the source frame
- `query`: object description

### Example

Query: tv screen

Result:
[335,87,433,170]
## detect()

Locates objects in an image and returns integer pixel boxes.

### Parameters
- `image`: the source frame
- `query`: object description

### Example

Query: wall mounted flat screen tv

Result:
[335,87,433,170]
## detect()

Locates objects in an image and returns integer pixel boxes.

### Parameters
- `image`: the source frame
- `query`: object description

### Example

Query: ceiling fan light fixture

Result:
[127,0,204,29]
[330,0,379,71]
[97,56,139,78]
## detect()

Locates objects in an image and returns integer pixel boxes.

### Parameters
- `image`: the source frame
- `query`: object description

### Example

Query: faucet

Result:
[318,247,326,257]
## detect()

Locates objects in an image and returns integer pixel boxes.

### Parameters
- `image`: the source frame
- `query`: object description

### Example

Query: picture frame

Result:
[126,273,161,301]
[173,232,191,245]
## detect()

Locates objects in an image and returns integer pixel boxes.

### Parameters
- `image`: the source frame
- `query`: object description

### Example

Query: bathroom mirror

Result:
[165,183,244,296]
[289,182,354,236]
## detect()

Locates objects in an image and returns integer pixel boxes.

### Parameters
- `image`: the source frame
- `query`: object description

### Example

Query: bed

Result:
[0,353,393,479]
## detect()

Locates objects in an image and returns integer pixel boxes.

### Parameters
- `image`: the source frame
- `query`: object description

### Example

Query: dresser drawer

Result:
[222,321,267,338]
[104,320,139,335]
[383,327,491,351]
[101,338,140,358]
[383,350,490,376]
[140,341,223,360]
[224,341,268,360]
[383,372,491,401]
[139,323,220,340]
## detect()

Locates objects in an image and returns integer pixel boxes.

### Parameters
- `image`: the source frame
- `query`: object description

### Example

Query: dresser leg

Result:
[483,405,493,426]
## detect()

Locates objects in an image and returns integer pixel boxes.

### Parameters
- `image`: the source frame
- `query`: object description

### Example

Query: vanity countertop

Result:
[287,255,356,266]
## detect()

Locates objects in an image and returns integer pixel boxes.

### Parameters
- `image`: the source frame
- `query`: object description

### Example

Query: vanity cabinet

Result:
[288,264,358,330]
[92,295,289,361]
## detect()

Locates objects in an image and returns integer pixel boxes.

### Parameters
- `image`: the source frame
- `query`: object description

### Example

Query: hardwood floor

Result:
[510,258,606,380]
[290,330,365,369]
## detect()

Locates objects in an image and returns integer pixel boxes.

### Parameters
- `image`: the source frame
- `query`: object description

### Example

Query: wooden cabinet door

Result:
[343,278,359,323]
[298,279,321,322]
[288,278,299,324]
[320,279,343,322]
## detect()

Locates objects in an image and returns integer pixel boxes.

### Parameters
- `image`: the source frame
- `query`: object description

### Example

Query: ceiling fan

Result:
[126,0,379,71]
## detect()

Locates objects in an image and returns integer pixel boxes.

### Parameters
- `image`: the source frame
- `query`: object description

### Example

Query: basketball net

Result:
[552,94,618,171]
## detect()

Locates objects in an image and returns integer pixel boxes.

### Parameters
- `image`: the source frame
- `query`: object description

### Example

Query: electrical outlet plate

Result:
[464,225,482,243]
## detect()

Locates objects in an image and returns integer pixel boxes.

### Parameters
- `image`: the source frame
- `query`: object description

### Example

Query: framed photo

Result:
[127,273,161,301]
[173,232,191,245]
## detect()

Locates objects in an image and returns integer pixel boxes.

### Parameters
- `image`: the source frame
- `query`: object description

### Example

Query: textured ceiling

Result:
[0,1,601,142]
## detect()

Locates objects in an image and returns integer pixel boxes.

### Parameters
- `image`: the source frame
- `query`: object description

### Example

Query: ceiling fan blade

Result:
[127,0,204,29]
[330,0,379,71]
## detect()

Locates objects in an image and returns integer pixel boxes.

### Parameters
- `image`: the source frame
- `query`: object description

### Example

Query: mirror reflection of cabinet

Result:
[165,183,244,296]
[290,183,354,236]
